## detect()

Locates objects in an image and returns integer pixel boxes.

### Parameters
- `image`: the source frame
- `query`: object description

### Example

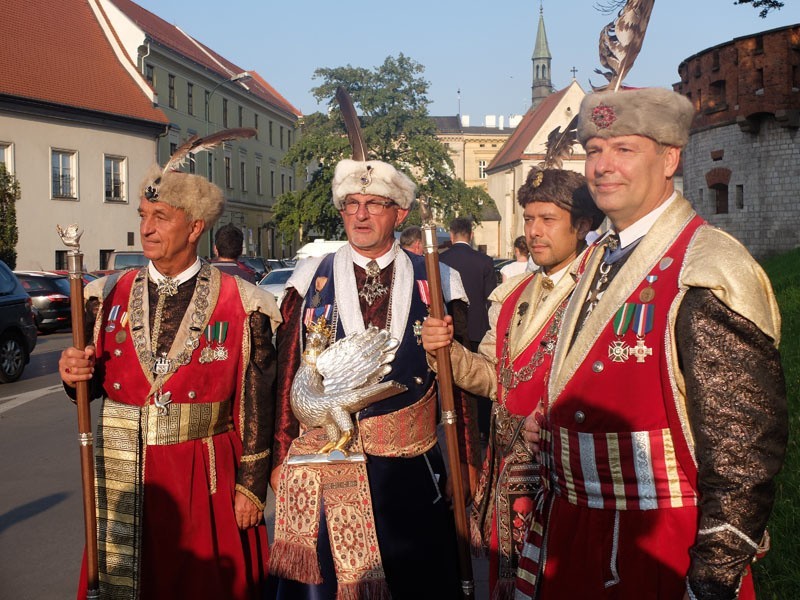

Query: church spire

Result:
[531,1,553,109]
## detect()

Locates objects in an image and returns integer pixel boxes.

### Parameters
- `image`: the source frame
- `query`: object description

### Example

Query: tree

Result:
[734,0,784,18]
[275,54,495,242]
[0,164,20,269]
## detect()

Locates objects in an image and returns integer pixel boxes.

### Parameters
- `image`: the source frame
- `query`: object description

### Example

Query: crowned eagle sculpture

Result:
[290,318,407,455]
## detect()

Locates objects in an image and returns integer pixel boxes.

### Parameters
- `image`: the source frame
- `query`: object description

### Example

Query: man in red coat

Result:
[59,157,280,599]
[421,168,604,598]
[519,87,788,599]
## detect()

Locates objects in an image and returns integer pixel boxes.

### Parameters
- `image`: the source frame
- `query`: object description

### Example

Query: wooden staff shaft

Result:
[66,251,100,598]
[421,224,475,599]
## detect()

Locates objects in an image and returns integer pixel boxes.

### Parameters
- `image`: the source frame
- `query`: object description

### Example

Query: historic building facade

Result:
[675,23,800,258]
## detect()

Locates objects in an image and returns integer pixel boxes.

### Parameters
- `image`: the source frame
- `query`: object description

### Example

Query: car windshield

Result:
[260,270,292,285]
[117,254,148,268]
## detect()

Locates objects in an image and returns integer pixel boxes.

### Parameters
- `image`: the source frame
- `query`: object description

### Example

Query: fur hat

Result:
[577,88,695,148]
[331,159,416,210]
[139,165,224,231]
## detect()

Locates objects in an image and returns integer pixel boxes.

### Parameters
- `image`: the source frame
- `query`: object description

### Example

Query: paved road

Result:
[0,329,489,598]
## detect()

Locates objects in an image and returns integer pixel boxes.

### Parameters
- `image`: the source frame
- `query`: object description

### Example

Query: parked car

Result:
[0,260,37,383]
[239,256,268,281]
[14,271,72,333]
[258,267,294,307]
[50,270,98,285]
[93,250,147,277]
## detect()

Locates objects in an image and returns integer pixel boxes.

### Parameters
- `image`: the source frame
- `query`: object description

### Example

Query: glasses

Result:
[341,199,397,215]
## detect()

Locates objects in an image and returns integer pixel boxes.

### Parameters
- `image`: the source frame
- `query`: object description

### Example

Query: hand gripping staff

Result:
[419,199,475,599]
[56,224,99,599]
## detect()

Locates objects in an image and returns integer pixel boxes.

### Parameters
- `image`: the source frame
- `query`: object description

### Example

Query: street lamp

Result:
[205,71,252,135]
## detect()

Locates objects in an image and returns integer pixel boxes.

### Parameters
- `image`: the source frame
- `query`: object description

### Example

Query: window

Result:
[280,125,284,149]
[478,160,487,179]
[712,183,729,214]
[168,74,176,108]
[736,184,744,210]
[224,155,232,188]
[99,249,113,272]
[169,142,178,157]
[51,149,76,199]
[256,160,263,195]
[755,68,764,94]
[269,121,274,146]
[205,90,211,120]
[145,64,154,87]
[0,142,12,173]
[223,99,228,127]
[207,154,214,183]
[289,175,293,191]
[281,173,285,194]
[287,130,292,148]
[254,114,259,139]
[240,160,247,191]
[709,80,726,110]
[238,106,243,128]
[104,155,126,203]
[712,50,720,71]
[754,35,764,54]
[270,170,275,197]
[55,250,67,270]
[187,83,194,115]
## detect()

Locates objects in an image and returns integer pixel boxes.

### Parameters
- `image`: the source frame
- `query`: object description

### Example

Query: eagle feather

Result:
[596,0,655,92]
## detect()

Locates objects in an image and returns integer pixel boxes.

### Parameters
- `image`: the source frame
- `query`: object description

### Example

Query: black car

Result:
[0,260,37,382]
[14,271,72,333]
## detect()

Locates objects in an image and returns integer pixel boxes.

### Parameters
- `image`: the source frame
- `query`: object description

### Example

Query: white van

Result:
[294,239,348,260]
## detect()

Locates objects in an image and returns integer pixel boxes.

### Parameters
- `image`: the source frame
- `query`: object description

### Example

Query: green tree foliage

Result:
[0,164,20,269]
[734,0,784,18]
[276,54,495,242]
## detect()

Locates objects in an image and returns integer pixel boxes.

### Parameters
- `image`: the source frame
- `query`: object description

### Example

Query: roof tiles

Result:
[0,0,168,124]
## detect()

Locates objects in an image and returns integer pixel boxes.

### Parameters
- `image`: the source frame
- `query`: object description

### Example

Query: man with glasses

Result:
[268,158,476,598]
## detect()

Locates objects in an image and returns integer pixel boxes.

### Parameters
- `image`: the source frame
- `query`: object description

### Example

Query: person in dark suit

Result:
[439,217,496,443]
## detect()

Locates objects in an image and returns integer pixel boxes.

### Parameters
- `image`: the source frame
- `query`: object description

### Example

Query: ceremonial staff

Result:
[57,224,99,599]
[419,200,475,599]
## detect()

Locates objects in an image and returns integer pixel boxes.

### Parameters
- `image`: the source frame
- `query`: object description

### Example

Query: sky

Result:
[131,0,800,124]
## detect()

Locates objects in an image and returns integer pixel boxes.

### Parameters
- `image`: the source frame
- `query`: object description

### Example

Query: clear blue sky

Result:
[133,0,800,123]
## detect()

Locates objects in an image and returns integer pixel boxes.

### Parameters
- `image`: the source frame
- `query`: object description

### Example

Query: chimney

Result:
[461,114,470,127]
[485,114,497,127]
[499,115,505,130]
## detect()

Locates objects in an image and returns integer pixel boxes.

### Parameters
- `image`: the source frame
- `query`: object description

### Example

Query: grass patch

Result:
[753,247,800,599]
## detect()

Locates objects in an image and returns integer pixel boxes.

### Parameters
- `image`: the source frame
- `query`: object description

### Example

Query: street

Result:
[0,330,489,598]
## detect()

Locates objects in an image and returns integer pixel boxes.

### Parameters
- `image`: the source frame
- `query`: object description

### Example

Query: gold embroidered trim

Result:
[359,386,438,457]
[205,437,217,495]
[142,399,232,446]
[240,448,271,463]
[235,484,265,512]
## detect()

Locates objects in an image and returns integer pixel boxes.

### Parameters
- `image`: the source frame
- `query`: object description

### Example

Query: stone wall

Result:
[683,117,800,259]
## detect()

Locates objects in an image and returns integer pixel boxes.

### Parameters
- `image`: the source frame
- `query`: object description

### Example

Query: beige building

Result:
[1,0,168,272]
[485,80,587,259]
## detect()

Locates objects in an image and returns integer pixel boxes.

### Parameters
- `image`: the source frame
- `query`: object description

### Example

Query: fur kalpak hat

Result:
[577,87,695,148]
[139,166,224,229]
[331,159,417,210]
[139,128,256,230]
[331,86,416,210]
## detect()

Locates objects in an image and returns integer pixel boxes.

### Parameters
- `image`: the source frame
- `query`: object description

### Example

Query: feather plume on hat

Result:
[593,0,655,92]
[140,128,256,229]
[331,86,416,209]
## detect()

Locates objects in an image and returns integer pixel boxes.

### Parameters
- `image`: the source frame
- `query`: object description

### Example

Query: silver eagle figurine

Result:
[290,318,407,455]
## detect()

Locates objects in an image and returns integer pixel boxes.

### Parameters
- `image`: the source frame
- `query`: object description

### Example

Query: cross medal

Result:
[630,303,654,363]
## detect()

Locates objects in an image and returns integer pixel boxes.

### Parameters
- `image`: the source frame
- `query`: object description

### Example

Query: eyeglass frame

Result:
[340,198,398,215]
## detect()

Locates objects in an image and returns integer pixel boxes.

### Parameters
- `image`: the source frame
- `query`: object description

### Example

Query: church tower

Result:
[531,2,553,109]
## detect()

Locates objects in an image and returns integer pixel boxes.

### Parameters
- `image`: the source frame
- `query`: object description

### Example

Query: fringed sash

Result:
[270,429,389,599]
[270,391,438,598]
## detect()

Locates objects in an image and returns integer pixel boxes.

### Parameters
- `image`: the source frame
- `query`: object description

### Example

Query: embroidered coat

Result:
[440,261,582,599]
[269,245,475,599]
[75,264,280,600]
[517,196,787,600]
